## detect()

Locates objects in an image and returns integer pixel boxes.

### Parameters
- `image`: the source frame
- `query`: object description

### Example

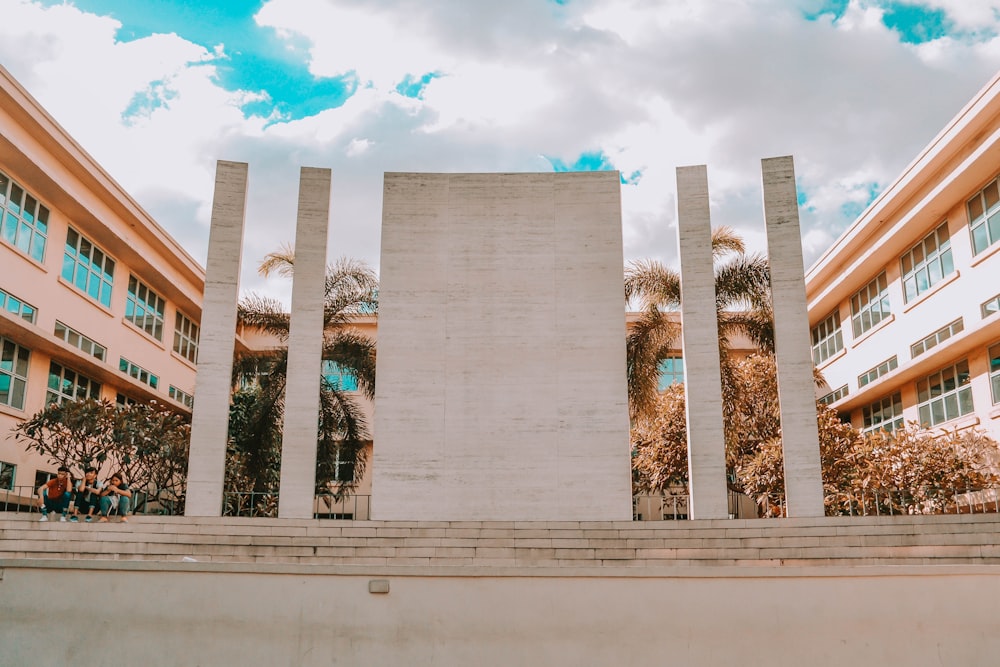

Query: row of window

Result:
[862,345,1000,433]
[811,179,1000,368]
[1,170,202,364]
[0,335,195,412]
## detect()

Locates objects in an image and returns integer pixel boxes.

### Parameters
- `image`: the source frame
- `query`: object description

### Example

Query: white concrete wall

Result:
[373,172,631,521]
[186,161,248,516]
[761,157,825,517]
[3,562,999,666]
[279,167,332,518]
[676,165,729,519]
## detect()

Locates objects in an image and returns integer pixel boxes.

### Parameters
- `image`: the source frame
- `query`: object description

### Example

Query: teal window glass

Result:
[900,223,953,303]
[656,356,684,390]
[125,276,165,341]
[62,227,114,307]
[0,337,30,411]
[0,171,48,262]
[322,360,359,391]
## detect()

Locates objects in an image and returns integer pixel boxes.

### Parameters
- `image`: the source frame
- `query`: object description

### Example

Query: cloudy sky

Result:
[3,0,1000,304]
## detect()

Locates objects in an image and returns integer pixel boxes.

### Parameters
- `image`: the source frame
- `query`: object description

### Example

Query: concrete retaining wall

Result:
[3,559,999,666]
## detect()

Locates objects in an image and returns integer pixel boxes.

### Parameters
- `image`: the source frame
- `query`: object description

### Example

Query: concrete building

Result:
[806,70,1000,444]
[0,65,206,498]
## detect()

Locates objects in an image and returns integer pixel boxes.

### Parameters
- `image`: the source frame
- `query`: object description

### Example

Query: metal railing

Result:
[5,485,1000,520]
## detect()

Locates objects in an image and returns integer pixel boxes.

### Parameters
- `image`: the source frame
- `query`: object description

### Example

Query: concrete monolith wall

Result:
[372,172,631,520]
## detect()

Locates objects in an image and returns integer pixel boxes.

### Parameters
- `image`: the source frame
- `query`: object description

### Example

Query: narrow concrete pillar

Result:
[761,156,825,518]
[186,161,248,516]
[278,167,332,519]
[676,165,729,519]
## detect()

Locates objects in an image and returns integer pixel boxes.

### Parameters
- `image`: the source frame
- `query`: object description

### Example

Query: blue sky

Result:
[6,0,1000,303]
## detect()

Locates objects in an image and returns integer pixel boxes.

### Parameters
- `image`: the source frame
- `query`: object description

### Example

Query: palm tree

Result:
[624,226,773,421]
[229,248,378,502]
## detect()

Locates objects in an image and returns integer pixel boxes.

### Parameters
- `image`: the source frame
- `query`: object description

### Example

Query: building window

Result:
[656,356,684,390]
[173,311,200,364]
[0,170,48,263]
[910,318,963,359]
[0,286,37,324]
[47,362,101,405]
[125,275,165,341]
[0,337,30,411]
[322,360,358,391]
[990,343,1000,405]
[811,311,843,365]
[115,393,138,407]
[168,385,194,409]
[54,321,106,362]
[332,446,356,483]
[34,470,55,488]
[850,272,890,338]
[819,385,848,406]
[967,176,1000,255]
[862,392,904,434]
[119,357,158,390]
[0,460,14,491]
[62,227,114,308]
[917,360,973,427]
[982,293,1000,319]
[858,356,898,388]
[900,223,954,303]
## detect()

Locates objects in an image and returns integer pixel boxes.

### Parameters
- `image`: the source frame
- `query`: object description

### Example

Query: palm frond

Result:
[624,259,680,309]
[710,226,745,259]
[237,293,291,338]
[258,243,296,278]
[323,330,377,400]
[627,308,681,420]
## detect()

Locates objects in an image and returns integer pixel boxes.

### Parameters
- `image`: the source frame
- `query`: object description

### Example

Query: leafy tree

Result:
[624,226,773,421]
[13,398,190,513]
[631,354,1000,516]
[228,251,376,506]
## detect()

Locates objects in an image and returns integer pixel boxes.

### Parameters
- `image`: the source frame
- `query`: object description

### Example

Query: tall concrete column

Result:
[186,161,249,516]
[761,156,825,518]
[278,167,332,519]
[676,165,729,520]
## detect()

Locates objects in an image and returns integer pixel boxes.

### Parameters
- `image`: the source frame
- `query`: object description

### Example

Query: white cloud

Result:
[2,0,999,303]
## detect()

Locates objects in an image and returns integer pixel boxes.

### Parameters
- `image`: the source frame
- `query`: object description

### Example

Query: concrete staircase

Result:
[3,512,1000,568]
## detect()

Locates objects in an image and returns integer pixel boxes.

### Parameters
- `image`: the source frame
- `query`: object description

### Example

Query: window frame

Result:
[916,360,974,427]
[168,385,194,409]
[62,227,115,308]
[54,321,106,362]
[321,360,359,392]
[967,175,1000,255]
[656,356,684,391]
[811,311,844,365]
[989,343,1000,406]
[850,272,891,339]
[119,357,159,390]
[862,391,904,435]
[46,361,101,405]
[125,275,166,341]
[900,222,954,303]
[172,310,200,364]
[0,336,31,411]
[911,318,964,359]
[0,170,49,263]
[0,286,38,324]
[858,356,898,388]
[0,460,15,491]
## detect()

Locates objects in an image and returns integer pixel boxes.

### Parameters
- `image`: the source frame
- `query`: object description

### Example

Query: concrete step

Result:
[3,513,1000,567]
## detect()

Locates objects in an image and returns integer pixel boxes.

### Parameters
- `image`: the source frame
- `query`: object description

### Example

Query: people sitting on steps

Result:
[37,465,73,522]
[99,472,132,523]
[70,466,104,523]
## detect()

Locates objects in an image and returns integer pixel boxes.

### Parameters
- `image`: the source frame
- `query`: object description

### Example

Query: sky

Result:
[3,0,1000,305]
